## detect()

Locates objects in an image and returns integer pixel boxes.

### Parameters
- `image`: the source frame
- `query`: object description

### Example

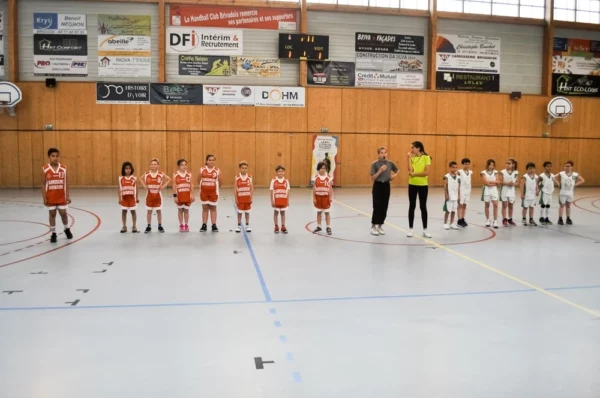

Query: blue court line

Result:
[233,202,272,302]
[292,372,303,383]
[1,284,599,311]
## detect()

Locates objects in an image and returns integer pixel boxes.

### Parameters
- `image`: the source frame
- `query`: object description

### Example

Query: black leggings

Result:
[408,184,428,229]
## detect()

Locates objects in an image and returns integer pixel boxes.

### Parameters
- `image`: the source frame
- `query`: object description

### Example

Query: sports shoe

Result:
[502,219,508,227]
[423,231,433,238]
[545,218,552,225]
[522,218,528,226]
[158,225,165,233]
[64,228,73,239]
[539,217,545,224]
[557,218,564,225]
[493,220,499,229]
[377,225,385,235]
[184,224,190,232]
[200,224,207,232]
[508,219,517,226]
[462,219,468,227]
[529,218,537,226]
[485,220,491,227]
[144,226,151,234]
[313,226,322,233]
[236,225,242,233]
[566,218,573,225]
[50,233,57,243]
[406,229,414,238]
[326,227,332,235]
[371,226,379,236]
[443,223,450,230]
[245,225,251,233]
[179,224,184,233]
[457,219,464,227]
[450,224,459,230]
[274,225,280,234]
[281,226,288,234]
[212,224,219,232]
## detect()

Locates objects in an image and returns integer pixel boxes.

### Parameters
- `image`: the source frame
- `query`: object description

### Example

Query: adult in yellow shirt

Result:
[406,141,432,238]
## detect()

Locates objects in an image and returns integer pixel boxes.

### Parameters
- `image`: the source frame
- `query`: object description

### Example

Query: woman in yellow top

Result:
[406,141,432,238]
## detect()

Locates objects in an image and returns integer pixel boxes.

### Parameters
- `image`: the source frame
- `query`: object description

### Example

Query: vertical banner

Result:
[551,38,600,97]
[33,13,88,77]
[435,34,501,92]
[355,33,424,89]
[98,15,152,78]
[0,11,4,77]
[311,136,338,184]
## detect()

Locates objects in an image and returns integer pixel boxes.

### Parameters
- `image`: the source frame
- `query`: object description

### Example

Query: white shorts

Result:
[146,206,163,211]
[314,207,331,213]
[501,195,516,204]
[237,209,252,214]
[444,200,458,213]
[177,204,191,210]
[200,200,218,206]
[459,191,470,205]
[522,198,536,208]
[274,207,288,213]
[539,192,553,207]
[47,205,68,210]
[559,194,573,204]
[121,205,137,211]
[483,194,499,203]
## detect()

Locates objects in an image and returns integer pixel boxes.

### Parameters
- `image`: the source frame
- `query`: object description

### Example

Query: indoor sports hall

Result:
[0,1,599,397]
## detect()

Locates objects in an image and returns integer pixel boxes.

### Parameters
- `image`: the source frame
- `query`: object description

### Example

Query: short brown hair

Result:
[239,161,248,168]
[150,158,159,164]
[275,165,285,172]
[377,146,386,154]
[564,160,574,166]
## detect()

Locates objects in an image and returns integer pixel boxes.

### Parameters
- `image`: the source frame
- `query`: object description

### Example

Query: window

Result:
[306,0,429,10]
[438,0,545,18]
[554,0,600,23]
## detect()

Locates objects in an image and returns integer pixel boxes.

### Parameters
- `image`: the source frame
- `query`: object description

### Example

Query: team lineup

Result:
[41,146,584,243]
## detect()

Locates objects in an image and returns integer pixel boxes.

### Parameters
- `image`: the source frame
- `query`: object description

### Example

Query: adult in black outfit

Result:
[370,147,398,236]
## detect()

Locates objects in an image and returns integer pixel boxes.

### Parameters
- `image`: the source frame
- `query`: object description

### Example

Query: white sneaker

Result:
[493,220,499,229]
[371,226,379,236]
[377,225,385,235]
[235,225,242,233]
[450,224,459,230]
[245,225,251,232]
[485,220,491,227]
[406,229,414,238]
[423,231,433,238]
[443,224,450,230]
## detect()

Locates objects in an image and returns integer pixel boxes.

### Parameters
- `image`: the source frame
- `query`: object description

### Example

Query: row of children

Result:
[443,158,584,230]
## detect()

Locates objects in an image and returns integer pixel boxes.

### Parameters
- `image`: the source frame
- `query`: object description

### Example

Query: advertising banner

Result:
[33,34,88,77]
[97,15,151,78]
[311,136,338,184]
[436,34,501,92]
[0,11,4,77]
[33,13,87,34]
[167,27,243,55]
[150,84,203,105]
[169,5,297,31]
[96,82,150,104]
[551,37,600,97]
[231,57,280,77]
[355,32,424,89]
[179,55,231,76]
[308,61,355,86]
[254,86,305,107]
[97,15,151,36]
[203,85,255,106]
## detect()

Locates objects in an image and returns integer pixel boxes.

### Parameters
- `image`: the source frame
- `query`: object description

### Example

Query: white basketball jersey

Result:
[523,173,538,200]
[444,173,460,201]
[500,169,519,197]
[458,169,472,192]
[559,171,578,195]
[481,170,498,195]
[539,173,555,195]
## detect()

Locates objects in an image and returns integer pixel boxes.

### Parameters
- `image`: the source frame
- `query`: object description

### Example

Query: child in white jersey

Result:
[457,158,471,227]
[443,161,461,230]
[499,158,518,227]
[480,159,499,229]
[520,162,539,226]
[538,161,556,225]
[555,160,585,225]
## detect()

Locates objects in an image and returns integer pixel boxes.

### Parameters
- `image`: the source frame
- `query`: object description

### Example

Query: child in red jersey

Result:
[118,161,139,233]
[234,161,253,233]
[173,159,194,232]
[140,158,171,233]
[198,154,221,232]
[270,165,290,234]
[313,161,333,235]
[41,148,72,243]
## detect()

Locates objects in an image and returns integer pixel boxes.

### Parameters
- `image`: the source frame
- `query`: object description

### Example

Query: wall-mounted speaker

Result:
[510,91,521,100]
[46,78,57,88]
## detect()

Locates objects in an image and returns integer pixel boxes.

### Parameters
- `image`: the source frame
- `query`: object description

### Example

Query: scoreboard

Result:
[278,34,329,61]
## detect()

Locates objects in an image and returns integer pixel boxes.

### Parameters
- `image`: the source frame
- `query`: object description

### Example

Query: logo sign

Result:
[547,97,573,117]
[167,27,243,55]
[179,55,231,76]
[34,35,88,55]
[34,13,58,31]
[308,61,355,86]
[98,15,151,36]
[150,84,203,105]
[0,82,23,106]
[552,74,600,97]
[34,13,87,34]
[33,55,88,77]
[202,85,254,106]
[355,32,424,55]
[96,83,150,104]
[436,72,499,92]
[255,86,305,107]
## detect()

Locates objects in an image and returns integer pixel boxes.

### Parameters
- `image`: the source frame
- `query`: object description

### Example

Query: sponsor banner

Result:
[98,34,152,78]
[179,55,231,76]
[169,5,297,31]
[254,86,305,107]
[167,27,243,55]
[552,74,600,97]
[98,15,151,36]
[98,35,151,56]
[203,85,255,106]
[33,13,87,34]
[33,55,88,77]
[150,83,203,105]
[435,72,500,92]
[355,71,423,89]
[231,57,280,77]
[436,34,501,74]
[307,61,355,86]
[98,56,151,78]
[96,82,150,104]
[355,32,424,89]
[34,34,88,56]
[0,11,4,76]
[311,135,338,184]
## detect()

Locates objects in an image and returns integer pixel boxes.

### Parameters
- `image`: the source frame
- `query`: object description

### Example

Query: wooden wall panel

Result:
[16,83,56,130]
[510,96,549,137]
[91,132,114,186]
[254,133,291,187]
[355,90,390,133]
[0,132,20,187]
[203,132,256,187]
[436,92,467,134]
[112,132,143,184]
[189,132,204,185]
[389,91,437,134]
[341,134,389,186]
[307,88,342,132]
[290,133,311,187]
[166,106,202,131]
[508,138,551,174]
[465,137,510,186]
[255,107,307,132]
[576,140,600,186]
[166,131,192,179]
[466,94,511,136]
[17,131,33,187]
[578,99,600,139]
[341,89,357,133]
[55,84,111,131]
[31,132,46,187]
[550,138,581,175]
[203,106,256,132]
[0,110,18,130]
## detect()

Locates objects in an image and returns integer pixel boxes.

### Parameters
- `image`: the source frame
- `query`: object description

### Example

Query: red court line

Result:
[592,199,600,210]
[304,215,496,247]
[0,202,102,268]
[0,220,51,246]
[572,196,600,215]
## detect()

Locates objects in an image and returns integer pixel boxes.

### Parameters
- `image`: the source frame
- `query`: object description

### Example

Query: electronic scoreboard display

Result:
[278,34,329,61]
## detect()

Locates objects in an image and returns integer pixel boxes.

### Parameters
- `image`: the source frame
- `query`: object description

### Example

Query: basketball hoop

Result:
[547,97,573,125]
[0,101,16,117]
[0,82,22,117]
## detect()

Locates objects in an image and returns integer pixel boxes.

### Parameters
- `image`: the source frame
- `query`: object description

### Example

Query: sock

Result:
[50,227,56,234]
[147,224,151,227]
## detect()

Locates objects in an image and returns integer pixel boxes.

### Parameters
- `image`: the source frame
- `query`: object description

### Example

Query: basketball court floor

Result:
[1,187,599,398]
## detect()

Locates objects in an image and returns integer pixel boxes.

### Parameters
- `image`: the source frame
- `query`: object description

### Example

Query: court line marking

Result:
[572,196,600,216]
[1,284,599,311]
[334,199,600,318]
[232,201,272,301]
[0,220,51,246]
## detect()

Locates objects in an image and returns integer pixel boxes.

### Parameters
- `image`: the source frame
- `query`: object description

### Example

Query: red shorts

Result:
[200,190,218,205]
[237,202,252,213]
[146,193,163,210]
[315,195,331,212]
[120,195,137,210]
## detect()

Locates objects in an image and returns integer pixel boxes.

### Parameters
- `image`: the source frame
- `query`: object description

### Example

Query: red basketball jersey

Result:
[270,177,290,207]
[43,163,67,205]
[235,174,253,204]
[200,167,220,195]
[144,171,165,196]
[174,171,192,203]
[314,174,332,199]
[119,176,137,199]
